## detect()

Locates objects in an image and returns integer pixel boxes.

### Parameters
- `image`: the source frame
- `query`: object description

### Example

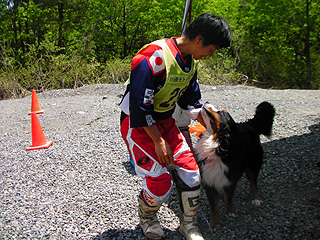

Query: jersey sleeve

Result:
[128,44,166,128]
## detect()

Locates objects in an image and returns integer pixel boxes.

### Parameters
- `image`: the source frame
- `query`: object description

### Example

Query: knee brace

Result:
[170,169,201,215]
[170,169,200,192]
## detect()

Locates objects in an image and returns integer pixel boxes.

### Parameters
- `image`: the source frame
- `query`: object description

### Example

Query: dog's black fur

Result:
[195,102,275,230]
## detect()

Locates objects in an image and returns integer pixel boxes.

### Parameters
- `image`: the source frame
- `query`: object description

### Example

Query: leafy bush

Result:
[104,57,132,84]
[198,50,243,86]
[0,44,250,100]
[0,39,132,99]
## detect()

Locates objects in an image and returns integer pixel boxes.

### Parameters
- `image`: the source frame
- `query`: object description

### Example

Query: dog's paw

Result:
[213,226,220,232]
[251,199,263,207]
[228,212,237,218]
[210,220,220,231]
[211,225,220,232]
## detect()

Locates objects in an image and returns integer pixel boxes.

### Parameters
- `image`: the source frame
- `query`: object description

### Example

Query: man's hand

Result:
[143,125,174,165]
[154,138,174,165]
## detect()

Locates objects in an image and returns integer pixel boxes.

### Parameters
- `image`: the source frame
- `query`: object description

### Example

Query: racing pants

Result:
[120,115,201,206]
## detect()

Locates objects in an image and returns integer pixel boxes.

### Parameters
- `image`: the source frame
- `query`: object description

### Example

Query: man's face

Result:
[191,36,218,60]
[193,43,217,60]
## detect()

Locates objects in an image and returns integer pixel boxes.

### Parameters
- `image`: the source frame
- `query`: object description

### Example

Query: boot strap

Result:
[182,215,197,222]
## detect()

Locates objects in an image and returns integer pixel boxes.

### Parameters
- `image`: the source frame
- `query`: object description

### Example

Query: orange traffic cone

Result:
[27,113,53,150]
[29,90,44,114]
[189,123,206,137]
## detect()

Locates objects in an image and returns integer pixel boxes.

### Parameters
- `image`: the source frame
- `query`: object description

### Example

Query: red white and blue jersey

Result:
[119,37,202,128]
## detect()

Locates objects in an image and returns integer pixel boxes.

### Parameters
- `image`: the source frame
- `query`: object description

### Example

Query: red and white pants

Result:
[120,116,201,206]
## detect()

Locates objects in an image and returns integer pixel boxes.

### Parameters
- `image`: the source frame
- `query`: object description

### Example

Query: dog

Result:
[195,102,275,230]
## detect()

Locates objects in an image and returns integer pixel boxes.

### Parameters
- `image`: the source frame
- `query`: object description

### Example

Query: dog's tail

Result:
[252,102,275,137]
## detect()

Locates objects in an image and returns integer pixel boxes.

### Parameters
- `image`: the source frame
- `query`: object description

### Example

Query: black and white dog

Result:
[195,102,275,230]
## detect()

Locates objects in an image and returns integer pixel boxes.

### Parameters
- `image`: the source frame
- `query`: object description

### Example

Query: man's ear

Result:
[195,35,203,45]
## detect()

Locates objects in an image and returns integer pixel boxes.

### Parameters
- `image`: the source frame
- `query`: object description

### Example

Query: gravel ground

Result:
[0,84,319,240]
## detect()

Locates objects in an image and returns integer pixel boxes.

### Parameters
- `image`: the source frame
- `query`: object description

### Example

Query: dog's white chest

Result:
[196,134,230,193]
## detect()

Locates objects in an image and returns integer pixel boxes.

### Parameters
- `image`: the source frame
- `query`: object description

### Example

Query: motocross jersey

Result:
[119,37,202,128]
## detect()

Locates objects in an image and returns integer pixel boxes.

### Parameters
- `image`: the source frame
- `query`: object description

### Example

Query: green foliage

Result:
[0,0,320,100]
[198,48,243,86]
[0,37,131,99]
[104,57,131,84]
[234,0,320,89]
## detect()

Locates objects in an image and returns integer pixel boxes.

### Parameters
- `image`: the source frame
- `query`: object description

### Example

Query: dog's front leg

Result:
[204,187,220,230]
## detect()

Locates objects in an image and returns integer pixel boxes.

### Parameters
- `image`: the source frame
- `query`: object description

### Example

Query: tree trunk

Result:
[58,1,64,48]
[122,4,127,59]
[304,0,311,88]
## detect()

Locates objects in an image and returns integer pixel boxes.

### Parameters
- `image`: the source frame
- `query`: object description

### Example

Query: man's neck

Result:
[176,36,192,59]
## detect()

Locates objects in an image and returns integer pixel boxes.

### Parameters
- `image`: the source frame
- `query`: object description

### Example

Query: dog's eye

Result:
[205,108,216,121]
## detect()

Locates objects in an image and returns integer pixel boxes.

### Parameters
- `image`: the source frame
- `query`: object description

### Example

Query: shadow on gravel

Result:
[122,161,136,176]
[250,123,320,239]
[196,123,320,239]
[117,123,320,239]
[263,123,320,203]
[263,122,319,179]
[94,227,181,240]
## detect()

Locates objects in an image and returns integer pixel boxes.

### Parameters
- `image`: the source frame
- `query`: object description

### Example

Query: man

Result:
[120,13,232,240]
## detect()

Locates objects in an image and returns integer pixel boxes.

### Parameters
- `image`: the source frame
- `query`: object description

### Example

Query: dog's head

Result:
[200,102,236,136]
[200,103,236,158]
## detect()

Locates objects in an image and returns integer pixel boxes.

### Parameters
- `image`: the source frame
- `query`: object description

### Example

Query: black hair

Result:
[184,13,232,49]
